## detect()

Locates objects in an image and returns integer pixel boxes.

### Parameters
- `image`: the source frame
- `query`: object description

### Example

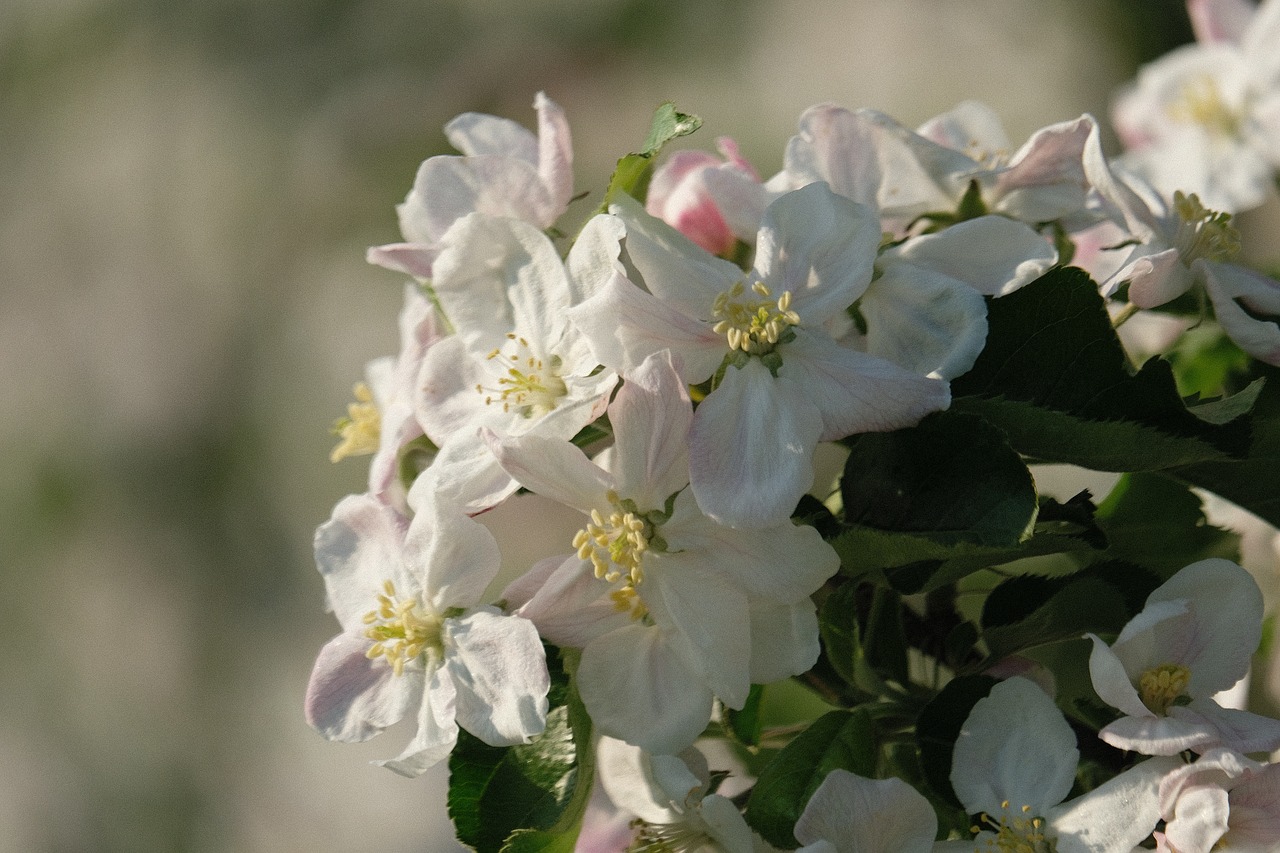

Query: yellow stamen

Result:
[572,491,656,621]
[330,382,381,462]
[975,802,1054,853]
[1173,191,1241,265]
[711,280,800,355]
[476,333,567,418]
[1167,76,1240,138]
[1138,662,1191,715]
[362,579,443,676]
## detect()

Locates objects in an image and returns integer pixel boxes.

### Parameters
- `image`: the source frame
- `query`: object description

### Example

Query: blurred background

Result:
[2,1,1274,851]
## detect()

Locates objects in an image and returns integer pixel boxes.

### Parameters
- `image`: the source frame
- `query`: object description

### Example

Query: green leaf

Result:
[980,575,1130,660]
[724,684,766,748]
[950,266,1255,470]
[448,650,593,853]
[596,102,701,210]
[915,674,998,808]
[1174,364,1280,526]
[828,524,1100,594]
[840,409,1038,547]
[744,708,878,848]
[1095,472,1239,581]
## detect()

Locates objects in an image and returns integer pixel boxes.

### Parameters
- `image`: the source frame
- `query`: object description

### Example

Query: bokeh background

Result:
[3,1,1276,851]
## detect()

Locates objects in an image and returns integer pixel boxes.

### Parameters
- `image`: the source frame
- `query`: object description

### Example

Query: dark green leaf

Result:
[840,409,1038,547]
[449,650,592,853]
[745,708,878,849]
[951,267,1254,469]
[915,675,998,808]
[1095,472,1239,581]
[981,575,1130,661]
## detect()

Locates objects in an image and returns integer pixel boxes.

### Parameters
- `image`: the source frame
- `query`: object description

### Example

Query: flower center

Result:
[628,817,713,853]
[476,333,567,418]
[1173,191,1241,265]
[974,802,1056,853]
[711,280,799,355]
[330,382,381,463]
[1167,76,1240,138]
[1138,662,1191,715]
[362,580,444,676]
[572,491,665,621]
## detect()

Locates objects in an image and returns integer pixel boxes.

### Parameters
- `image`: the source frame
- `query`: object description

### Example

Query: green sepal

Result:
[744,708,878,849]
[723,684,766,749]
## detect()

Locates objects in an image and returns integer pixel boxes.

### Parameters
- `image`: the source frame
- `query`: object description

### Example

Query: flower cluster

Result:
[308,4,1280,850]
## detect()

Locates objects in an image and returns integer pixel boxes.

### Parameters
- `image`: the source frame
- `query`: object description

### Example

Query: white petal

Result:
[566,213,626,303]
[315,493,412,629]
[795,770,937,853]
[444,110,538,161]
[950,677,1078,817]
[754,183,879,323]
[1097,710,1219,755]
[404,495,502,612]
[746,599,821,684]
[577,623,715,755]
[880,215,1056,297]
[778,331,951,441]
[595,736,682,825]
[859,266,988,381]
[1049,757,1180,853]
[1203,261,1280,365]
[992,115,1095,224]
[513,556,635,649]
[609,350,693,507]
[534,91,573,213]
[700,794,756,852]
[1086,633,1156,720]
[1168,700,1280,754]
[445,609,550,746]
[485,429,613,514]
[376,663,460,777]
[407,155,557,240]
[784,104,882,208]
[689,359,824,528]
[1126,248,1195,308]
[305,632,419,742]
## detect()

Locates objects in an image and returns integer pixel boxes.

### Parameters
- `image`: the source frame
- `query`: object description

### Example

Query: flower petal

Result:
[376,663,460,777]
[1048,757,1179,853]
[609,350,693,508]
[305,632,418,742]
[445,608,550,746]
[795,770,938,853]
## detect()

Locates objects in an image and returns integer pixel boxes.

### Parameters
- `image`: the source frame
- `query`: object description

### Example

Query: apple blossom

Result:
[1156,747,1280,852]
[304,492,550,776]
[1085,558,1280,756]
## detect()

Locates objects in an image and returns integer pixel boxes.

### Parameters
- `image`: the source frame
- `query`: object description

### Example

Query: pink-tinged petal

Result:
[647,148,738,255]
[689,359,824,528]
[568,270,727,383]
[610,351,692,508]
[1086,633,1155,720]
[305,632,418,742]
[485,429,613,515]
[513,555,632,649]
[1126,248,1195,308]
[1080,124,1162,243]
[578,623,715,755]
[377,663,460,777]
[778,330,951,441]
[534,92,573,213]
[746,599,821,684]
[859,266,988,381]
[1225,763,1280,850]
[662,490,837,604]
[992,115,1095,223]
[444,110,537,162]
[754,183,879,322]
[365,242,440,279]
[919,100,1010,157]
[795,770,937,853]
[315,493,412,628]
[784,104,882,208]
[950,678,1078,817]
[445,608,550,746]
[1242,0,1280,87]
[404,496,502,612]
[1098,710,1219,755]
[1144,558,1263,696]
[411,155,558,237]
[1049,757,1180,853]
[1160,759,1235,852]
[645,559,752,709]
[699,164,771,243]
[609,193,744,315]
[884,215,1057,297]
[1189,0,1256,44]
[1203,261,1280,365]
[1169,700,1280,754]
[868,108,977,220]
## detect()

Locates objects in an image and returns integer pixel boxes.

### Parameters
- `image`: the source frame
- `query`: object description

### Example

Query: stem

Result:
[1111,302,1140,328]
